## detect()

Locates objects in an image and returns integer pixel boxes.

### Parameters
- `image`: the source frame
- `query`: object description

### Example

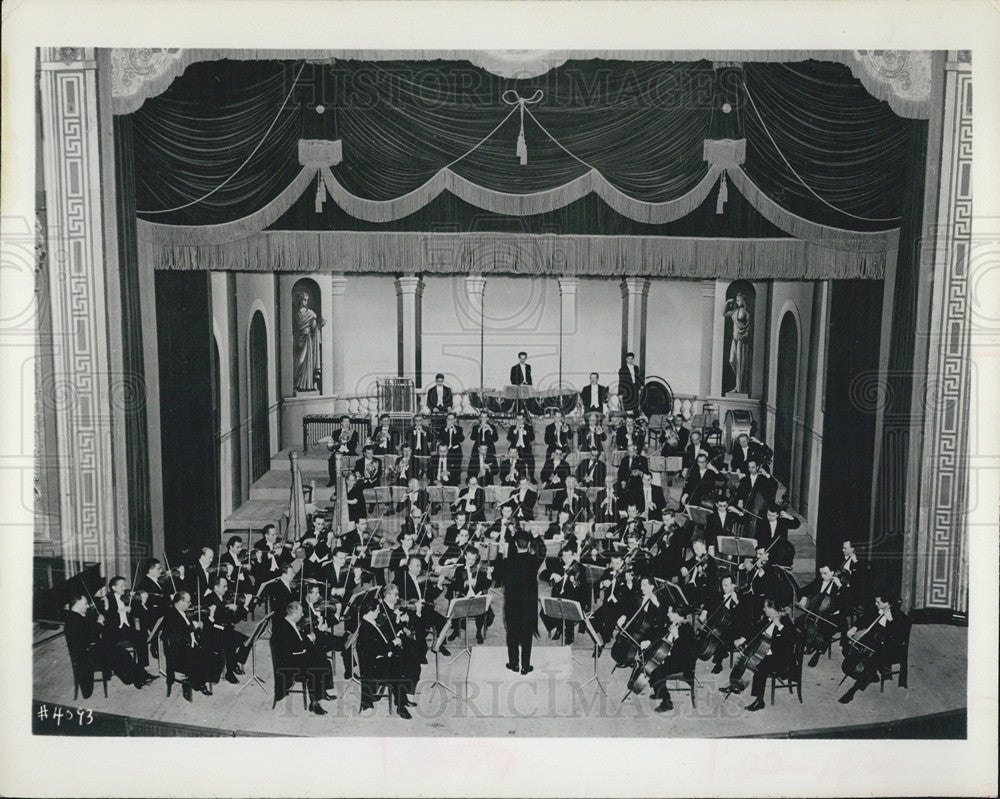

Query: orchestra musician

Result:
[467,443,499,486]
[594,475,624,523]
[440,412,465,455]
[734,458,777,517]
[703,495,739,554]
[616,443,649,494]
[610,575,664,668]
[389,526,433,587]
[134,558,169,639]
[577,412,607,453]
[680,452,719,509]
[615,414,646,454]
[405,413,434,459]
[647,604,697,713]
[591,552,637,643]
[551,475,590,521]
[302,583,341,655]
[682,428,711,470]
[542,509,574,579]
[739,545,788,615]
[615,503,647,548]
[647,509,689,583]
[271,600,336,715]
[202,576,250,683]
[540,447,571,490]
[721,598,799,712]
[399,504,434,547]
[510,351,533,386]
[838,593,910,704]
[186,547,215,602]
[429,442,461,487]
[506,411,536,481]
[838,539,873,616]
[443,510,471,546]
[544,410,573,456]
[370,413,398,456]
[252,525,294,586]
[445,547,495,644]
[576,447,607,488]
[678,538,717,613]
[754,504,800,567]
[358,583,418,719]
[397,556,450,661]
[701,575,755,674]
[396,476,431,517]
[391,443,417,487]
[541,548,588,644]
[220,536,254,592]
[796,563,843,667]
[502,475,537,521]
[100,575,150,671]
[580,373,609,414]
[617,352,644,413]
[630,471,668,523]
[354,444,383,490]
[452,475,487,522]
[325,413,358,488]
[470,411,500,454]
[162,591,225,701]
[730,433,771,476]
[426,373,453,417]
[344,471,368,522]
[262,564,297,619]
[499,445,529,487]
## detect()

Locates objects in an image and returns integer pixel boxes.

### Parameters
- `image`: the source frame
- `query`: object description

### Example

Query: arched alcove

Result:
[291,277,323,393]
[722,280,756,396]
[774,311,799,488]
[248,310,271,482]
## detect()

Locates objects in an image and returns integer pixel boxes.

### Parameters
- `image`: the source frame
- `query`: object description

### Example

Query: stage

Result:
[32,615,966,739]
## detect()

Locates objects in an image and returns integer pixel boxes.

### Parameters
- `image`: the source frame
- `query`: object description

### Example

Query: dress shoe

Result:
[520,665,534,675]
[711,662,724,675]
[225,672,240,684]
[447,629,460,642]
[323,691,338,701]
[233,663,245,676]
[807,652,821,668]
[397,705,412,720]
[839,688,856,704]
[360,700,374,712]
[551,628,561,641]
[182,684,193,702]
[596,644,605,658]
[505,662,519,672]
[310,702,328,715]
[654,699,674,713]
[745,697,765,711]
[719,684,741,695]
[326,481,335,488]
[476,631,484,644]
[438,645,451,657]
[201,685,213,696]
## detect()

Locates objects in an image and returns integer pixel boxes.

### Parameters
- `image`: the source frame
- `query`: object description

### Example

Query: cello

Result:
[626,631,675,696]
[697,599,740,661]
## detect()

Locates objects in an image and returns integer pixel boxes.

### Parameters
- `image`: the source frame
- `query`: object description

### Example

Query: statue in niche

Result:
[723,292,752,394]
[293,290,324,392]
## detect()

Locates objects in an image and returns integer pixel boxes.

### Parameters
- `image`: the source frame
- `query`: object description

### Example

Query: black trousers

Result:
[750,654,782,698]
[106,623,149,669]
[505,626,533,669]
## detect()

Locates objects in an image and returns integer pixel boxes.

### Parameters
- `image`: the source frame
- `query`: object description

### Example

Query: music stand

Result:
[685,504,711,527]
[476,541,499,564]
[582,563,607,614]
[653,580,689,608]
[717,535,757,574]
[442,595,490,701]
[235,612,273,695]
[540,596,584,665]
[341,627,362,697]
[369,548,393,583]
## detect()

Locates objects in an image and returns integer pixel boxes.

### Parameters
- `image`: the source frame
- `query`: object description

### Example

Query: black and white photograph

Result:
[2,1,998,797]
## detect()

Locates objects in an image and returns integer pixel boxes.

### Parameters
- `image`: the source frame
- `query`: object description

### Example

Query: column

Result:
[38,47,129,577]
[465,275,486,391]
[395,274,424,387]
[329,274,348,397]
[558,276,579,389]
[699,280,715,396]
[619,278,650,371]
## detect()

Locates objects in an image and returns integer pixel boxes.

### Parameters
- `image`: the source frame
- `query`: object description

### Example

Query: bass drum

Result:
[723,409,755,450]
[639,377,674,419]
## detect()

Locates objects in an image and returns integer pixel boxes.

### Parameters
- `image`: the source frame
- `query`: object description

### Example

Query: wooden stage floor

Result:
[33,616,966,739]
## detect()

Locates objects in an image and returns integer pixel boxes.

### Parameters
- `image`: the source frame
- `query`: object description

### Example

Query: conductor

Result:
[504,531,543,675]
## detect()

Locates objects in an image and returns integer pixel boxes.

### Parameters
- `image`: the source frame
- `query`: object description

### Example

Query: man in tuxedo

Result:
[730,433,761,475]
[466,443,499,486]
[451,475,487,522]
[630,471,668,522]
[396,556,450,660]
[396,477,431,517]
[370,414,397,456]
[470,411,499,453]
[701,575,755,674]
[615,415,644,453]
[504,475,537,521]
[580,372,608,414]
[680,453,719,509]
[499,445,528,486]
[406,413,434,457]
[544,410,573,456]
[838,594,910,704]
[702,495,737,554]
[577,412,607,452]
[440,412,464,453]
[618,352,644,413]
[271,601,336,715]
[326,414,358,487]
[594,475,623,523]
[428,443,461,486]
[426,373,453,415]
[163,591,225,700]
[755,504,800,565]
[722,599,799,712]
[551,475,590,521]
[540,447,571,490]
[839,539,873,615]
[503,532,543,674]
[576,448,607,488]
[510,351,532,385]
[264,564,297,619]
[683,429,711,470]
[354,444,383,490]
[202,576,249,684]
[616,443,649,493]
[506,411,536,481]
[735,458,776,516]
[443,510,471,546]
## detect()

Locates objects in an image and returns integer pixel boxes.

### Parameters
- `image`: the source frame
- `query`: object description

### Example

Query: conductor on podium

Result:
[504,532,542,675]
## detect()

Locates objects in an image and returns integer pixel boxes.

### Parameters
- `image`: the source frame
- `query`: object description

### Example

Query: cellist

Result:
[720,598,797,712]
[796,563,842,667]
[647,604,697,713]
[699,574,754,674]
[610,575,665,668]
[838,593,909,704]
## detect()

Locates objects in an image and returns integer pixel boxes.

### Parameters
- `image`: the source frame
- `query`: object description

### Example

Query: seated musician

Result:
[610,575,665,668]
[615,415,645,453]
[838,593,910,704]
[444,510,470,546]
[163,591,225,700]
[544,410,573,456]
[729,433,770,476]
[680,452,719,509]
[621,529,651,577]
[580,372,608,415]
[220,537,254,592]
[659,425,686,460]
[678,538,717,613]
[616,443,649,494]
[739,545,782,617]
[186,547,216,601]
[440,412,464,454]
[396,476,431,517]
[400,503,433,544]
[577,411,607,452]
[359,583,419,719]
[134,558,169,641]
[734,458,776,514]
[371,413,397,456]
[252,525,294,587]
[700,575,755,674]
[100,576,150,672]
[703,495,739,554]
[203,576,250,684]
[406,412,434,461]
[392,443,417,487]
[797,563,843,666]
[722,598,798,712]
[487,503,520,553]
[260,564,296,619]
[452,474,487,522]
[541,548,587,644]
[506,411,536,481]
[397,555,450,661]
[429,442,461,487]
[439,526,473,568]
[592,552,637,644]
[302,583,341,656]
[682,428,711,470]
[426,373,453,418]
[65,590,156,694]
[754,504,800,567]
[467,443,499,486]
[551,475,590,522]
[594,475,624,523]
[839,539,873,616]
[354,444,383,490]
[327,548,357,604]
[470,411,500,454]
[542,509,574,579]
[576,447,607,488]
[339,517,371,556]
[616,503,646,547]
[325,414,358,487]
[272,600,336,715]
[499,445,528,487]
[390,527,432,587]
[648,604,697,713]
[630,471,668,523]
[540,446,571,490]
[503,475,537,521]
[444,547,495,645]
[647,511,687,583]
[344,471,368,522]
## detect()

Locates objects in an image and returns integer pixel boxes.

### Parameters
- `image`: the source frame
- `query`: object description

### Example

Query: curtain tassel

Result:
[716,172,728,215]
[314,169,326,214]
[516,121,528,165]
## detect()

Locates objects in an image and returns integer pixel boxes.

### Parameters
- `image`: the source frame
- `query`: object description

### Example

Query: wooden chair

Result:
[770,636,805,705]
[162,635,193,699]
[657,670,697,708]
[879,613,912,691]
[268,635,308,710]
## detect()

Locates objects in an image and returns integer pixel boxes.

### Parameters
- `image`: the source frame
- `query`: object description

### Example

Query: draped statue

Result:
[724,292,752,394]
[293,291,323,392]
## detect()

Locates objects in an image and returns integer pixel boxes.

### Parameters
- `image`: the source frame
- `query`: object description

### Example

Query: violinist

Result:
[187,547,215,601]
[370,413,397,456]
[739,545,783,616]
[721,598,797,712]
[344,470,368,522]
[405,412,434,458]
[577,412,607,452]
[327,547,358,604]
[838,594,909,704]
[544,409,573,456]
[302,525,336,582]
[700,575,754,674]
[647,604,697,713]
[252,525,293,585]
[551,475,590,521]
[648,509,690,582]
[396,476,431,517]
[325,413,358,488]
[163,591,224,700]
[594,475,623,523]
[443,510,470,546]
[65,590,156,694]
[506,411,536,481]
[439,526,473,567]
[355,444,383,490]
[629,471,667,522]
[679,538,717,612]
[502,475,537,521]
[541,548,587,644]
[592,552,637,644]
[680,452,719,509]
[616,443,649,494]
[445,546,494,644]
[621,529,652,578]
[399,505,434,548]
[262,564,297,619]
[542,509,574,579]
[134,558,169,635]
[490,503,522,559]
[452,475,486,522]
[540,447,571,490]
[358,583,416,719]
[203,576,250,683]
[391,443,417,487]
[390,527,432,587]
[301,583,340,655]
[754,504,800,566]
[467,443,499,486]
[499,445,528,487]
[397,555,449,661]
[100,576,150,671]
[470,411,500,454]
[271,600,336,715]
[220,536,254,591]
[429,442,461,487]
[796,563,842,667]
[703,495,739,555]
[610,575,665,669]
[615,503,646,547]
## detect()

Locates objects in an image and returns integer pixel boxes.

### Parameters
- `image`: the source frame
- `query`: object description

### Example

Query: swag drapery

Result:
[131,57,921,279]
